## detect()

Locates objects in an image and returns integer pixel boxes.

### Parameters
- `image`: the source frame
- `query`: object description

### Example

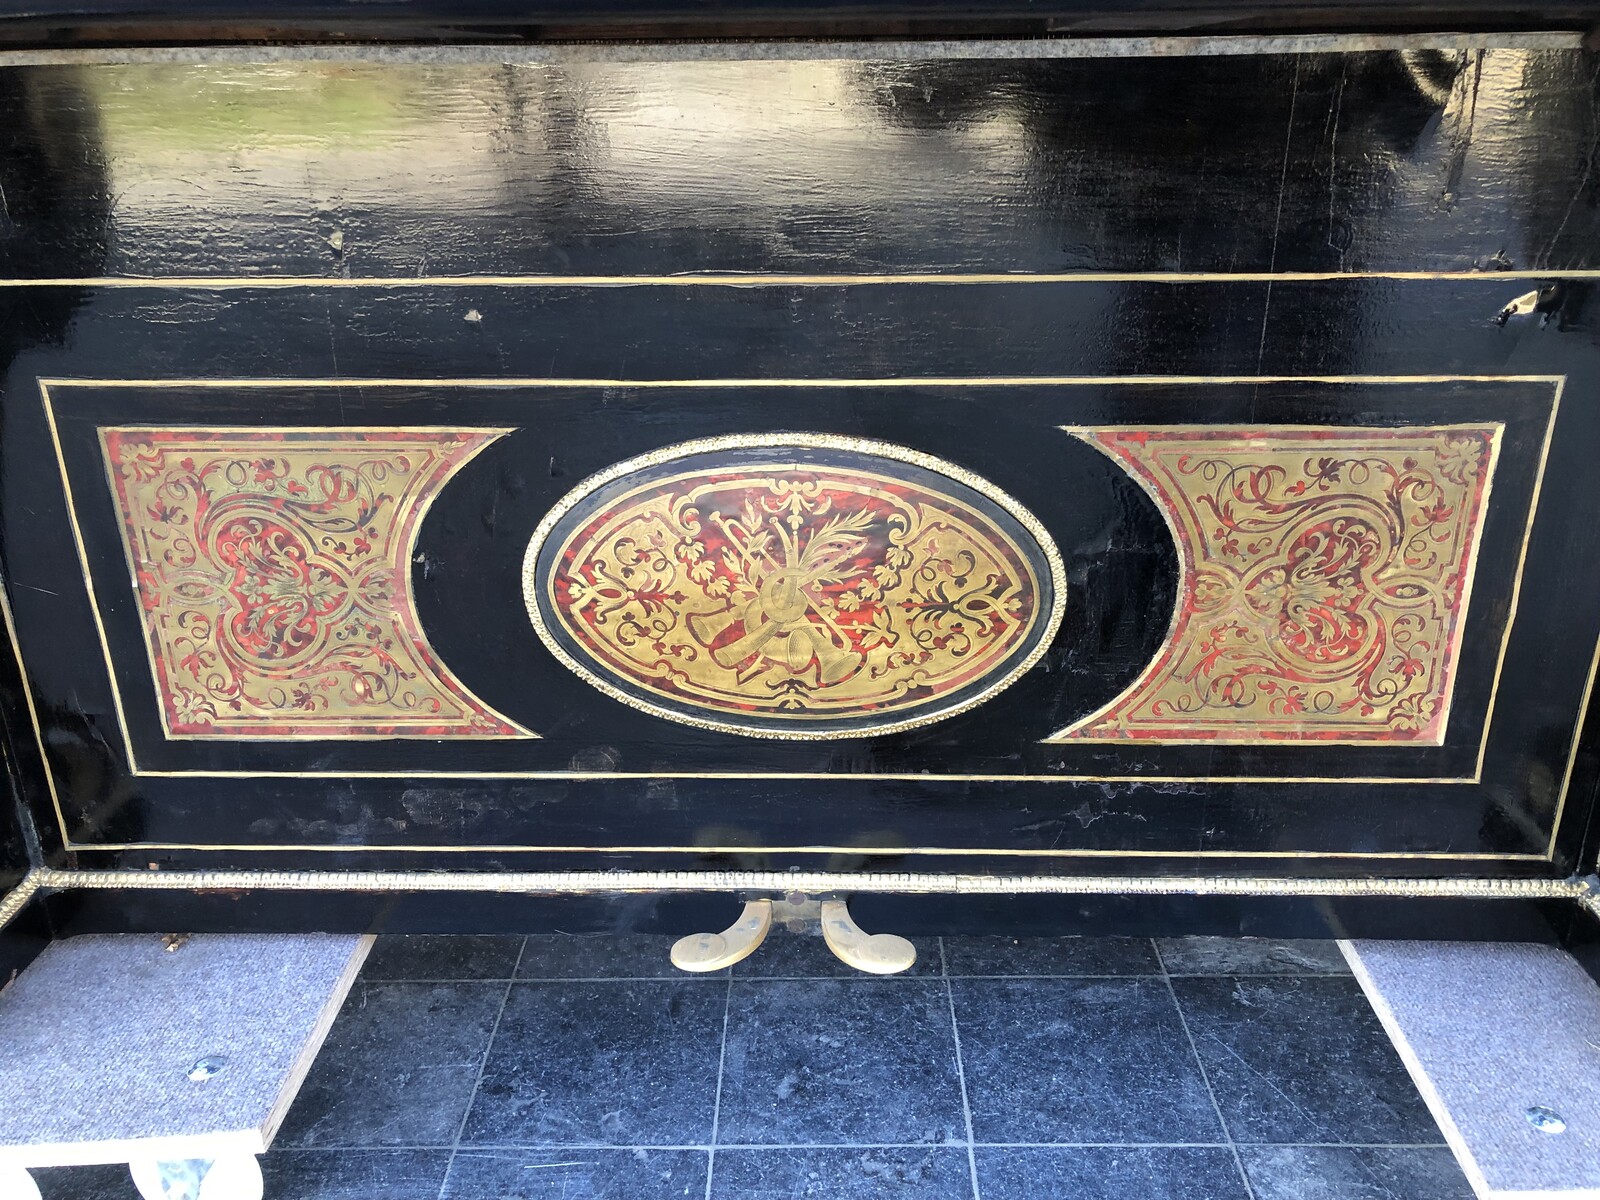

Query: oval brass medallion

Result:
[523,435,1065,738]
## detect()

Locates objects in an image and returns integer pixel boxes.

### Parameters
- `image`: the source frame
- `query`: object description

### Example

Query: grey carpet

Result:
[0,933,367,1168]
[1342,939,1600,1199]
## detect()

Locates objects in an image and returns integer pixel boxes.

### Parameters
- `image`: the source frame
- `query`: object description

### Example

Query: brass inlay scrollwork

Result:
[524,434,1065,738]
[101,427,531,739]
[1054,425,1502,745]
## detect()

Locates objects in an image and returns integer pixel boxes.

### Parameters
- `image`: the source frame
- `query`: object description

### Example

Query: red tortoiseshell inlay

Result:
[1053,425,1501,745]
[528,439,1063,738]
[102,427,528,739]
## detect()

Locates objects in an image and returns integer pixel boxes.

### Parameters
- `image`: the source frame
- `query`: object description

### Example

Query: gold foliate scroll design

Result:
[101,427,532,739]
[1051,425,1502,745]
[524,434,1065,739]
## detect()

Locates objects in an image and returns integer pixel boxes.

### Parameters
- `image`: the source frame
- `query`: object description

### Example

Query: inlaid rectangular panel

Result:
[12,363,1573,874]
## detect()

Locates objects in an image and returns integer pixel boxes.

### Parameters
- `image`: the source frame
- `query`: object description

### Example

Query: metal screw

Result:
[186,1057,228,1083]
[1525,1106,1567,1134]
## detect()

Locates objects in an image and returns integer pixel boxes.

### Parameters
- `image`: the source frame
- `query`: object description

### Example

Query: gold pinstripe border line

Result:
[0,32,1584,69]
[61,841,1549,860]
[0,270,1599,287]
[18,374,1582,861]
[39,373,1573,388]
[41,373,1558,778]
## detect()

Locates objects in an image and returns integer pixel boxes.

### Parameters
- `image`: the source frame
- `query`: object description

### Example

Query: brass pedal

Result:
[670,899,773,972]
[820,899,916,975]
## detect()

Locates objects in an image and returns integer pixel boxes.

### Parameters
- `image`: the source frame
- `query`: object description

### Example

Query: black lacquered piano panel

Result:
[1,47,1598,894]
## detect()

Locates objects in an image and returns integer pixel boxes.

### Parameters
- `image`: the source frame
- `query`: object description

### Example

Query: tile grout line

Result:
[268,1139,1453,1152]
[439,936,528,1200]
[704,970,735,1200]
[347,939,1374,1199]
[1154,939,1259,1200]
[940,937,984,1200]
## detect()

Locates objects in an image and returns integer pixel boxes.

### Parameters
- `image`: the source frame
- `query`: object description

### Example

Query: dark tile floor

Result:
[34,933,1475,1199]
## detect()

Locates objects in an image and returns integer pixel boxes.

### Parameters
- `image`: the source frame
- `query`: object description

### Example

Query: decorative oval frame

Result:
[521,433,1068,739]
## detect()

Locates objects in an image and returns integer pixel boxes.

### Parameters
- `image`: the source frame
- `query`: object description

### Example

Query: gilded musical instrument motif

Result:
[1053,425,1501,744]
[524,435,1065,738]
[102,427,530,739]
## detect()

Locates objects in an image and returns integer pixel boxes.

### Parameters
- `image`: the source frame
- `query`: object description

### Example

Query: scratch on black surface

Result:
[1326,62,1346,261]
[1257,55,1302,372]
[325,294,346,423]
[1540,55,1600,267]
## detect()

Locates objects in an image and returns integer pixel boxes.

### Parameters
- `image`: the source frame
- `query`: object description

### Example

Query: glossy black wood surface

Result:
[0,670,28,891]
[0,724,43,980]
[1,44,1599,941]
[1,52,1598,278]
[40,887,1577,946]
[0,0,1597,47]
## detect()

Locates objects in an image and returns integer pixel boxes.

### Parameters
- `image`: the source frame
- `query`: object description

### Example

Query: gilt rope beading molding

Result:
[2,867,1597,936]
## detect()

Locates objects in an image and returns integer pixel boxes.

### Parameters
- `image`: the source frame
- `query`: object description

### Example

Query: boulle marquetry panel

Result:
[524,435,1064,739]
[0,42,1599,943]
[1056,425,1500,745]
[101,427,527,739]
